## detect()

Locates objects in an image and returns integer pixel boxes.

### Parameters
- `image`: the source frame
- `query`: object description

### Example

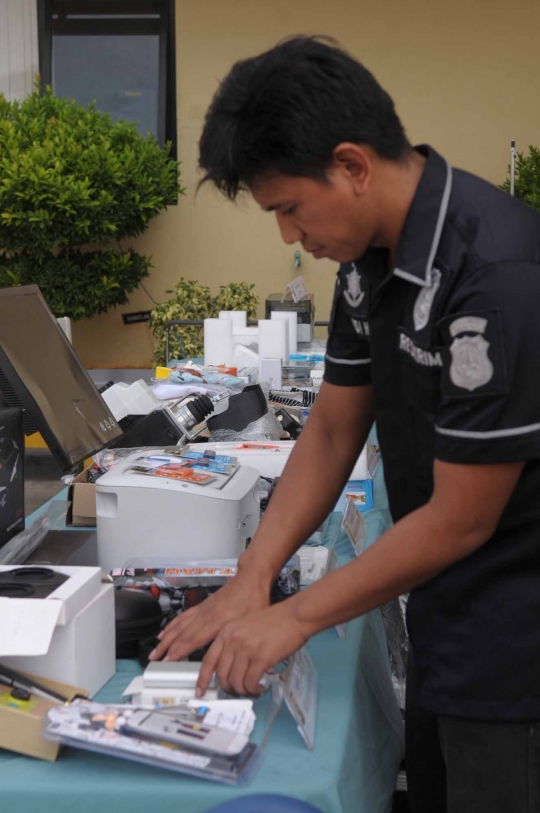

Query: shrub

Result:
[213,282,258,318]
[150,278,213,365]
[501,145,540,213]
[150,280,260,366]
[0,86,182,319]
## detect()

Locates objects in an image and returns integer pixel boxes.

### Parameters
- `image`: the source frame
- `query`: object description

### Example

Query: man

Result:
[150,37,540,812]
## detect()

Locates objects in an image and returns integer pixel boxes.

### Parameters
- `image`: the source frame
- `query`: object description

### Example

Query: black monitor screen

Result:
[0,285,122,471]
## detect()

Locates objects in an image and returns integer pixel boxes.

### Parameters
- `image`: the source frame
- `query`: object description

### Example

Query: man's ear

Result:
[332,142,372,195]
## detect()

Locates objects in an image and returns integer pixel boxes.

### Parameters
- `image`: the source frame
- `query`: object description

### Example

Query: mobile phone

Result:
[123,710,249,757]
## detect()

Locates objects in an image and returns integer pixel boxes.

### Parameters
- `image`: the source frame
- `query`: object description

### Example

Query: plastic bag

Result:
[170,366,245,388]
[210,411,282,443]
[0,500,69,565]
[381,594,409,709]
[93,445,186,472]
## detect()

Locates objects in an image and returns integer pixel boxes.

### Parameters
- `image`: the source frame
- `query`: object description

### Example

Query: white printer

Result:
[96,451,260,572]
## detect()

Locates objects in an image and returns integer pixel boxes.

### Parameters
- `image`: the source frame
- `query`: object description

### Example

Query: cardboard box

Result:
[0,566,115,697]
[67,466,97,527]
[0,671,86,761]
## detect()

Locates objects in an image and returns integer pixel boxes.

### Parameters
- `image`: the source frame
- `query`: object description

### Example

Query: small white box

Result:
[259,357,282,389]
[122,674,219,706]
[1,581,116,698]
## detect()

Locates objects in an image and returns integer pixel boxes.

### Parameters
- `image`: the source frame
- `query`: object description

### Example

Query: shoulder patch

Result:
[438,309,507,398]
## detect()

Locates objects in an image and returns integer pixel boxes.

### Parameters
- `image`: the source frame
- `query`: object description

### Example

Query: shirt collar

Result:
[392,145,453,287]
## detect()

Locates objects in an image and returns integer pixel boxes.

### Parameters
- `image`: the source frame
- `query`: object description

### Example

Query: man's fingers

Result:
[244,659,269,696]
[196,639,223,697]
[215,648,236,695]
[228,653,253,697]
[150,627,203,662]
[150,610,218,661]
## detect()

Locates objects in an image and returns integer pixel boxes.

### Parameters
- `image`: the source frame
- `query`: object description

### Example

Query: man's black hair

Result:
[199,36,411,199]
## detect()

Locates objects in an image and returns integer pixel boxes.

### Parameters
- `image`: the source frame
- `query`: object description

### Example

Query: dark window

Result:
[38,1,177,159]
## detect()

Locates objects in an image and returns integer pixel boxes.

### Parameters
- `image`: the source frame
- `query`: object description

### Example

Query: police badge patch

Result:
[344,263,365,308]
[450,333,493,391]
[439,310,507,398]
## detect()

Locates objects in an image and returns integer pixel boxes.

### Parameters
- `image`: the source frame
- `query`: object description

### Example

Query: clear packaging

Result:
[210,411,282,443]
[93,446,187,472]
[0,500,69,564]
[43,678,284,785]
[111,556,300,612]
[381,594,409,710]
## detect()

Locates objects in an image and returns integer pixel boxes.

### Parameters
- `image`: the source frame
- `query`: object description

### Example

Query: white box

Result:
[259,357,282,389]
[0,565,102,627]
[2,582,115,698]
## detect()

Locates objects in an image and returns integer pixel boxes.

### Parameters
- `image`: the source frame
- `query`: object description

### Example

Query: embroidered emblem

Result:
[344,263,365,308]
[449,316,493,391]
[413,267,442,331]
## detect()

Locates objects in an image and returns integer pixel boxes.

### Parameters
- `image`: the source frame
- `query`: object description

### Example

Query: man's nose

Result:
[276,212,304,245]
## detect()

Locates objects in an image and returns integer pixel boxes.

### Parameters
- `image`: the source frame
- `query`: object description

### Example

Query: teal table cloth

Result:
[0,456,403,813]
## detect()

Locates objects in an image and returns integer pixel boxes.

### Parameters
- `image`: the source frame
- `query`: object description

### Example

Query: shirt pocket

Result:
[398,329,443,417]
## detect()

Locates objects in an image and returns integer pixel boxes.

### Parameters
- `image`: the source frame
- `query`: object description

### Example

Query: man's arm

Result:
[292,458,523,633]
[239,380,374,581]
[150,380,374,662]
[196,458,524,695]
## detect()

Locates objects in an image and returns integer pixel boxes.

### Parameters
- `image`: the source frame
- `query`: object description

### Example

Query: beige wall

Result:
[73,0,540,367]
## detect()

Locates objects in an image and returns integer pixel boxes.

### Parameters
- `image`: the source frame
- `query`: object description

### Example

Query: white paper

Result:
[284,647,318,750]
[188,700,256,737]
[285,276,309,303]
[0,597,61,656]
[342,498,367,557]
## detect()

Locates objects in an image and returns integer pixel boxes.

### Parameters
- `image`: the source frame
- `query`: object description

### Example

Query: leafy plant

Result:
[150,280,260,366]
[0,85,182,319]
[501,146,540,213]
[212,282,258,318]
[150,278,213,365]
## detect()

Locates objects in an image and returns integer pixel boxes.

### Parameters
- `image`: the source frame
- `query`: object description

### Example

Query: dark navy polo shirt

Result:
[324,145,540,720]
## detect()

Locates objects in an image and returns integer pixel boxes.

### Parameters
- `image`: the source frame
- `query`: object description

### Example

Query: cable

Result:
[140,282,159,306]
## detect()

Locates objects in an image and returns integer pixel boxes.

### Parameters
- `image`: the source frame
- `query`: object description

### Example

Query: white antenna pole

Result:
[510,140,517,196]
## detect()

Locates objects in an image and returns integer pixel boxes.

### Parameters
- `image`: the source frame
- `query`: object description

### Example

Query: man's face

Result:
[250,165,377,263]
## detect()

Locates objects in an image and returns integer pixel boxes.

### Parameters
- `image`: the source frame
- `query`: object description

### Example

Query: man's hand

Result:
[150,381,373,664]
[149,568,272,662]
[196,601,308,698]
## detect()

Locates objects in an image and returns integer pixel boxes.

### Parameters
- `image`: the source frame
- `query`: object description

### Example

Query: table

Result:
[0,462,403,813]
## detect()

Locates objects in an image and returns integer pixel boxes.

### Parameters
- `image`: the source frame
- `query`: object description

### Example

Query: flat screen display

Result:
[0,286,122,471]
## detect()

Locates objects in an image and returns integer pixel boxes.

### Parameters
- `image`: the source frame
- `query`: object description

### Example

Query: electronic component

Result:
[265,294,315,343]
[124,709,249,757]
